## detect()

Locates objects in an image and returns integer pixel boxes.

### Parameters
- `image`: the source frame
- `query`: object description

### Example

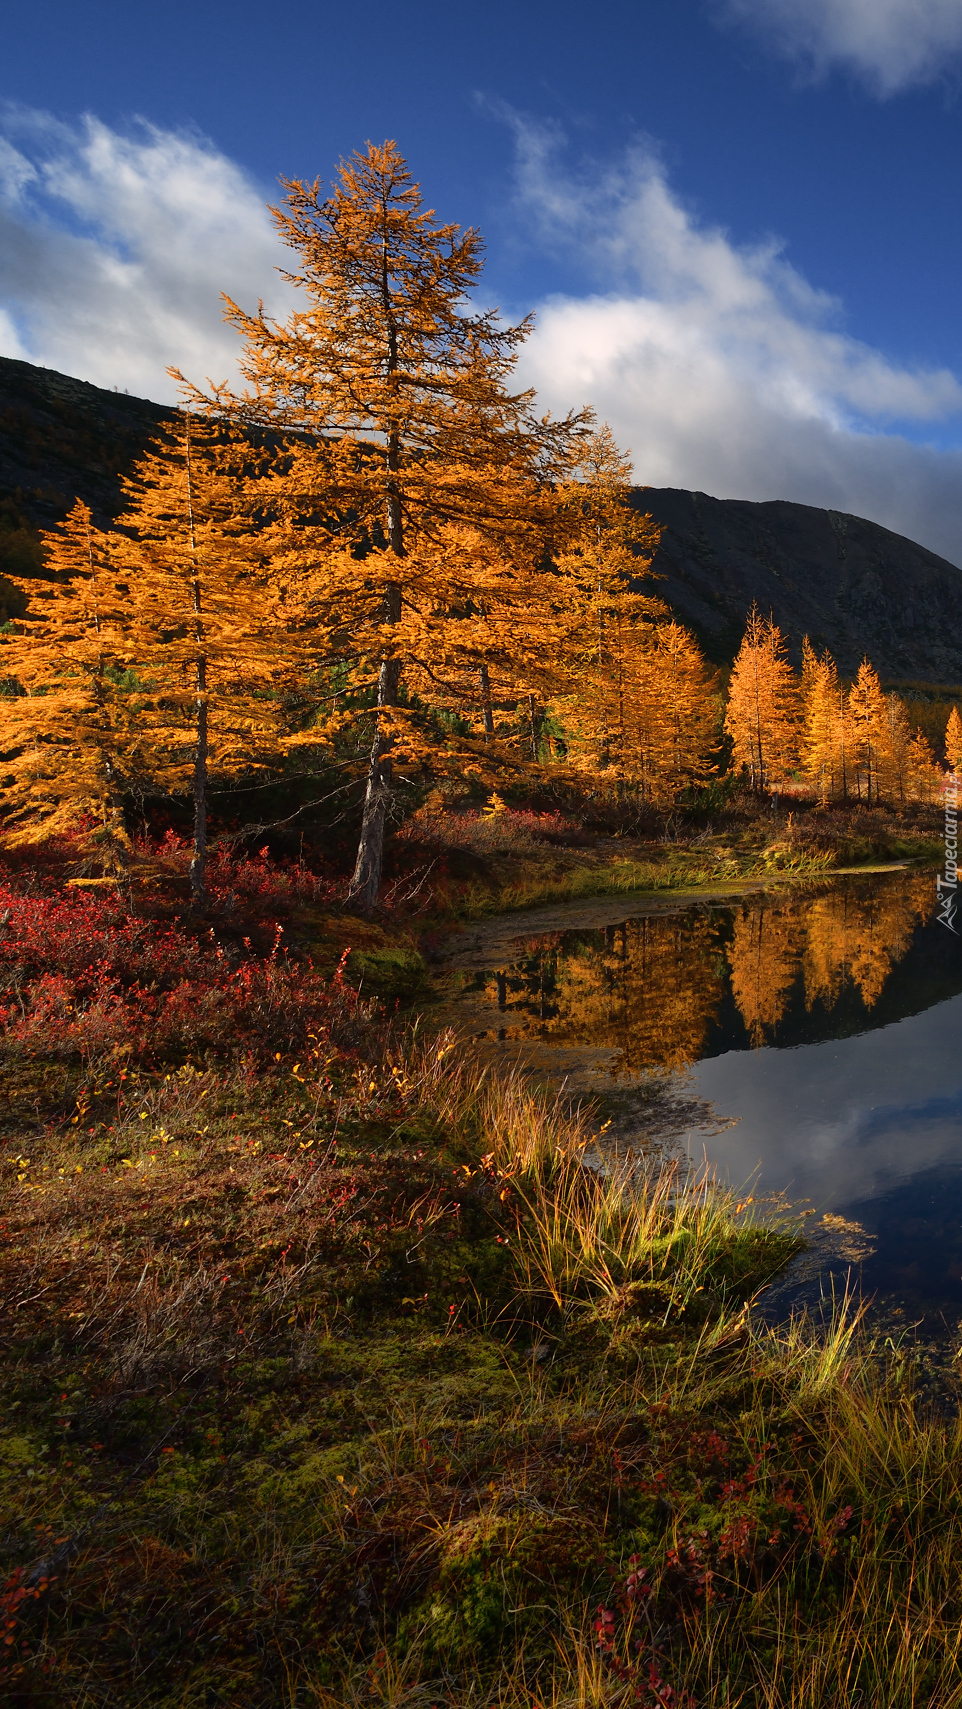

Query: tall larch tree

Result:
[945,704,962,775]
[114,415,286,906]
[552,427,665,780]
[800,638,850,804]
[638,621,720,803]
[183,142,587,912]
[848,660,889,805]
[880,693,914,804]
[724,608,798,791]
[0,501,145,862]
[907,727,941,802]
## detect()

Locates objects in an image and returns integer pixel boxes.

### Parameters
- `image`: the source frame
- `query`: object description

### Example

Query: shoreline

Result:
[429,858,918,969]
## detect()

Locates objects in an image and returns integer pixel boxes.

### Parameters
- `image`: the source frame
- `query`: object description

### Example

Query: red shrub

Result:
[0,877,358,1066]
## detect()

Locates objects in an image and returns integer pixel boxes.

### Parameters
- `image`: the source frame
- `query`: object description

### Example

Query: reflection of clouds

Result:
[689,994,962,1212]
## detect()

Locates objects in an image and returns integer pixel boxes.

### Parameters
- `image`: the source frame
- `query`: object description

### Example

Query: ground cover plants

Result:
[2,830,962,1708]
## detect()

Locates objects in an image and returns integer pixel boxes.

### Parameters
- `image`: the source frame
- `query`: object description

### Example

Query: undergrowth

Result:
[0,837,959,1707]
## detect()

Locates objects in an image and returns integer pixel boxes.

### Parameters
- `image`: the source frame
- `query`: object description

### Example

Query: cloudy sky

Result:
[6,0,962,559]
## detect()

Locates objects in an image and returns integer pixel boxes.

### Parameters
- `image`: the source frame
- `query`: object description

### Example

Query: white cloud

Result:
[5,107,962,567]
[511,127,962,564]
[0,108,292,400]
[716,0,962,94]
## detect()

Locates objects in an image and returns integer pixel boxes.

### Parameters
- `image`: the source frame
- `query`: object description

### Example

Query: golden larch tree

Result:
[114,415,286,905]
[552,429,717,802]
[800,638,851,803]
[945,704,962,775]
[879,693,915,804]
[637,620,720,804]
[848,660,889,805]
[0,500,146,862]
[907,728,941,802]
[724,608,798,791]
[185,142,587,911]
[552,426,665,780]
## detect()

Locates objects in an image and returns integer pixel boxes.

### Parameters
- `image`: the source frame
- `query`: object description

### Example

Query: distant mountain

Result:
[2,356,961,685]
[635,487,962,684]
[0,357,172,611]
[0,356,171,531]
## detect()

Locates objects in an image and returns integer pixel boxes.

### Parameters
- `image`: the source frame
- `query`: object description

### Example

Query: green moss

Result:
[346,944,431,999]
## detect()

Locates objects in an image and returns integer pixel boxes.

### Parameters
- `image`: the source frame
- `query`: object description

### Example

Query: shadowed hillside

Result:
[0,356,172,535]
[636,486,962,681]
[3,355,961,684]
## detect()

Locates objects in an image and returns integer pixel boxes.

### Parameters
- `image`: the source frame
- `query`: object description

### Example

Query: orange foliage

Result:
[724,608,798,791]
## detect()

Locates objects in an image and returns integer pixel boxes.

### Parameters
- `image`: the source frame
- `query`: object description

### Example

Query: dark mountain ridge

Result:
[635,486,962,683]
[0,356,171,533]
[2,355,961,684]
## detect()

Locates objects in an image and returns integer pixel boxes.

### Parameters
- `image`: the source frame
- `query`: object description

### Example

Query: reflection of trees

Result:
[728,904,803,1045]
[801,876,931,1013]
[478,915,726,1073]
[728,874,933,1044]
[471,876,935,1067]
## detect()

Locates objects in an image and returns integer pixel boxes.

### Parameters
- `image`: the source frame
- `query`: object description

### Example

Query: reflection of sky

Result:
[688,993,962,1215]
[444,877,962,1306]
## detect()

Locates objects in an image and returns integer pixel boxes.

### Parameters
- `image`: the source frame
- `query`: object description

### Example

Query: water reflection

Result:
[452,872,943,1070]
[441,870,962,1315]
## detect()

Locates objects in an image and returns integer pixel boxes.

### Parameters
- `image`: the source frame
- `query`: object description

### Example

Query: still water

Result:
[439,871,962,1319]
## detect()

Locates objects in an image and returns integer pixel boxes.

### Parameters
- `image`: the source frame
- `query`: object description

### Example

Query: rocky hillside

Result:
[2,356,961,685]
[636,487,962,685]
[0,356,170,521]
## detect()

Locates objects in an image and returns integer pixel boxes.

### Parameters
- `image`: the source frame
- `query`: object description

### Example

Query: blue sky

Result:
[5,0,962,559]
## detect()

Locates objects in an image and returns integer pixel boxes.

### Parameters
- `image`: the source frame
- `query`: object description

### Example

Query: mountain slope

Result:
[635,487,962,683]
[2,356,961,683]
[0,356,171,533]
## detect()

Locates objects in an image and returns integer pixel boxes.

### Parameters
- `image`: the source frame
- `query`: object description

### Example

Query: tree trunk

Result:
[349,563,402,913]
[185,416,208,909]
[190,659,208,908]
[348,253,405,915]
[104,761,129,878]
[94,664,128,877]
[528,693,541,761]
[479,664,494,737]
[349,645,400,913]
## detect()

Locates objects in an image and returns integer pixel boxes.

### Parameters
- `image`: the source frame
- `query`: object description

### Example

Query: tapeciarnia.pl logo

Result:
[937,772,959,934]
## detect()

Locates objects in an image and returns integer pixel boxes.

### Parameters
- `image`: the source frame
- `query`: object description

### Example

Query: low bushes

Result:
[1,837,960,1706]
[0,843,356,1067]
[396,802,590,858]
[5,1030,961,1707]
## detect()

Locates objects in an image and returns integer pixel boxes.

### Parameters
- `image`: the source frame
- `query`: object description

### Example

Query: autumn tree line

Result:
[725,609,961,807]
[1,143,959,911]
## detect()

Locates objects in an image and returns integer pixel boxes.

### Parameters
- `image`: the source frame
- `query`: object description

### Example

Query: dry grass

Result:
[2,1037,961,1706]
